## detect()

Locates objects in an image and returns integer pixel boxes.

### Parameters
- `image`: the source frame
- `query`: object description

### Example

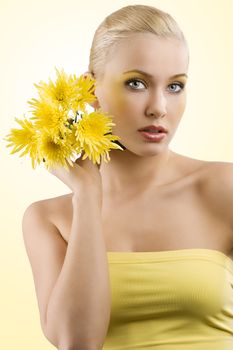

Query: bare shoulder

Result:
[22,193,71,233]
[29,193,74,242]
[173,153,233,225]
[29,192,73,215]
[198,160,233,228]
[175,152,233,191]
[199,159,233,194]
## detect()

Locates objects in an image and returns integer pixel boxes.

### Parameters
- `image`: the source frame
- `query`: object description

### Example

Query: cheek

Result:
[178,94,186,114]
[112,85,130,110]
[115,94,145,118]
[168,97,186,125]
[101,88,127,116]
[168,93,186,113]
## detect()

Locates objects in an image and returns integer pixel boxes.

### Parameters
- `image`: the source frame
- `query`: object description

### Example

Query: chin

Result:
[128,146,167,158]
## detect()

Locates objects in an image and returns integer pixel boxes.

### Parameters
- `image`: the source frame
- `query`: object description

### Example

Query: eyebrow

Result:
[123,69,188,79]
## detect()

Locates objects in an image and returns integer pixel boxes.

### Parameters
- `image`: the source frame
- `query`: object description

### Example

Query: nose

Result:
[145,89,167,118]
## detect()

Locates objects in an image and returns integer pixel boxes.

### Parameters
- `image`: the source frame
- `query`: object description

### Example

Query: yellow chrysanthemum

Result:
[74,110,124,164]
[4,68,125,170]
[66,125,83,153]
[28,98,69,141]
[32,67,97,114]
[36,131,75,171]
[33,67,78,110]
[4,117,41,169]
[71,73,97,113]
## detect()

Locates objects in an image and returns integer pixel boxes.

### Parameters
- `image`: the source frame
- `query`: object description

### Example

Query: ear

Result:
[82,71,100,110]
[90,99,100,110]
[82,71,94,79]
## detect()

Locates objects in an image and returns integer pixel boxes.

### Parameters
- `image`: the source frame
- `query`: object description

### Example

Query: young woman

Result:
[22,4,233,350]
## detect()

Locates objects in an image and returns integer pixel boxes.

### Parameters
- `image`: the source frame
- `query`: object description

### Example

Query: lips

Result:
[138,124,168,133]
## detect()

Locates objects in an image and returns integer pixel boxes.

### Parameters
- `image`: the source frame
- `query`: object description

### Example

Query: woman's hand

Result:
[48,152,103,197]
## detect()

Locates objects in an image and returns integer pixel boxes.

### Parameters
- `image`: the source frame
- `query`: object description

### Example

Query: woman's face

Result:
[94,33,189,156]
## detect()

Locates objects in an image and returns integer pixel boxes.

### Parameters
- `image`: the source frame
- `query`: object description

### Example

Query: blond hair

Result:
[88,4,188,81]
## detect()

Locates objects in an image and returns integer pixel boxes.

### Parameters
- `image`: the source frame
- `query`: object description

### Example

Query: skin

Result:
[48,32,233,257]
[90,33,190,197]
[24,32,233,350]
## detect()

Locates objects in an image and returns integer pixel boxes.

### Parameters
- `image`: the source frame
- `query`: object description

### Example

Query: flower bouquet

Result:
[4,67,124,171]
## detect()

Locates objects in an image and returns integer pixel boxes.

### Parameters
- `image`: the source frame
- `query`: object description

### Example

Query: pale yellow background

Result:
[0,0,232,348]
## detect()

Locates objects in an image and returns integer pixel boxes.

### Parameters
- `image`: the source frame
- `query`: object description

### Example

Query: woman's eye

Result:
[125,79,146,90]
[168,83,184,93]
[125,79,185,93]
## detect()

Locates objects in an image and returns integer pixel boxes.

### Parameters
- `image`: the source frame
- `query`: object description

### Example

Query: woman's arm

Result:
[45,187,111,350]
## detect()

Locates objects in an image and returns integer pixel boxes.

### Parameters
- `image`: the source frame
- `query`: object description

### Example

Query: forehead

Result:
[104,33,188,79]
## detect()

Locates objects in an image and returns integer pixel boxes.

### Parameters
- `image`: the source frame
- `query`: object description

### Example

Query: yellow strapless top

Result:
[102,249,233,350]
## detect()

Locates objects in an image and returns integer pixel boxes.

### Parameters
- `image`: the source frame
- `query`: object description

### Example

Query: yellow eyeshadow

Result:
[122,73,187,82]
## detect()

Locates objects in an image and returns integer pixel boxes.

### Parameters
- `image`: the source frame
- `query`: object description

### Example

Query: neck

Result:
[100,147,176,196]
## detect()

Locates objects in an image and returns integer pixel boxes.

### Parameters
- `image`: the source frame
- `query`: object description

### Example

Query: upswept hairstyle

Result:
[88,4,188,81]
[87,4,188,151]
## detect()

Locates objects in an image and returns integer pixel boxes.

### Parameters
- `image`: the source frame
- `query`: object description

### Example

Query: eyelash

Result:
[125,78,185,93]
